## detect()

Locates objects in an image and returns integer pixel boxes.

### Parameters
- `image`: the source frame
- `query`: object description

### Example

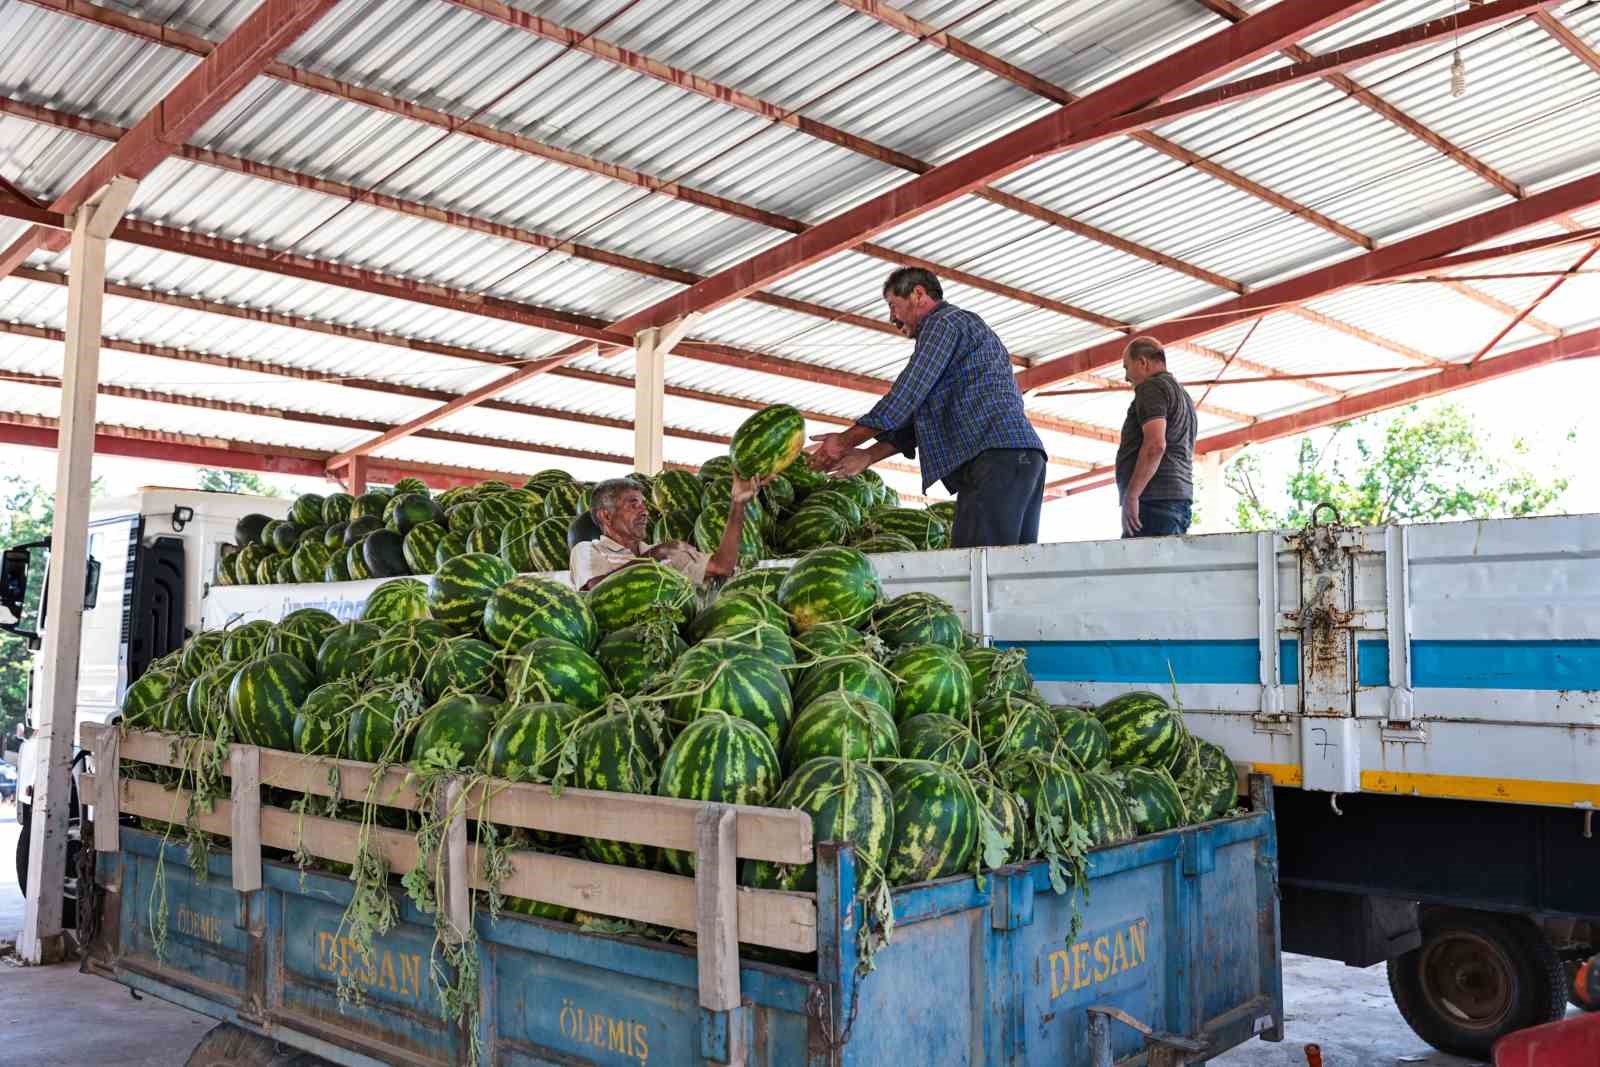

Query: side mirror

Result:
[0,540,99,644]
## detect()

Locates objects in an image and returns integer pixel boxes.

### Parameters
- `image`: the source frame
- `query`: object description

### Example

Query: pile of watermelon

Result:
[211,405,959,588]
[127,532,1242,940]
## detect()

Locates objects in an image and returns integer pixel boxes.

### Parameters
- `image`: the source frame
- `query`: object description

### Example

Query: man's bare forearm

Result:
[706,500,747,578]
[1124,442,1166,503]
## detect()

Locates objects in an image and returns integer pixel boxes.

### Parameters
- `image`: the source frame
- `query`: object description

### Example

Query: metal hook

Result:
[1308,501,1342,528]
[1329,792,1343,816]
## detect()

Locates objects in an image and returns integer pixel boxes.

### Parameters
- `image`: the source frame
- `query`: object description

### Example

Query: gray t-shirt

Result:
[1115,371,1196,502]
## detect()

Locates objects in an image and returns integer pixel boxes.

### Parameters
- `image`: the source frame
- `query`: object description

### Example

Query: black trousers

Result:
[948,448,1046,549]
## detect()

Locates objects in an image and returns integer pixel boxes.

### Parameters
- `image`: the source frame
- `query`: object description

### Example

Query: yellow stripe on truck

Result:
[1245,762,1598,807]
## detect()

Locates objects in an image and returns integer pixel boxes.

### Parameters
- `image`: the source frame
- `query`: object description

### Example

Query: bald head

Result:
[1122,336,1166,386]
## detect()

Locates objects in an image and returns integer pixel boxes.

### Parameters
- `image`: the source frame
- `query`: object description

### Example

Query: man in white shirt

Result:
[569,473,765,591]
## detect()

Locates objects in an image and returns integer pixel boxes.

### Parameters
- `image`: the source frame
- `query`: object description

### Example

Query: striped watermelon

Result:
[352,491,390,521]
[346,544,371,581]
[707,621,794,671]
[803,489,862,528]
[1079,770,1137,846]
[760,472,795,514]
[698,455,734,481]
[392,477,429,498]
[649,510,697,546]
[690,591,788,642]
[829,476,877,515]
[185,663,238,735]
[692,505,764,567]
[1052,707,1110,770]
[266,608,341,673]
[294,679,358,757]
[963,646,1032,701]
[156,690,196,735]
[573,703,670,867]
[587,561,695,634]
[1122,767,1186,834]
[853,532,918,555]
[445,503,478,534]
[779,506,850,552]
[363,578,431,626]
[659,711,783,874]
[887,644,973,724]
[345,684,426,764]
[974,692,1060,760]
[466,526,499,555]
[323,524,349,552]
[369,619,449,685]
[777,546,881,629]
[402,522,447,574]
[421,636,501,702]
[499,515,541,573]
[896,713,981,769]
[872,509,950,551]
[291,540,333,583]
[730,404,804,479]
[996,753,1083,838]
[977,783,1027,867]
[669,640,792,748]
[595,620,687,695]
[651,469,705,517]
[541,481,588,520]
[121,669,177,730]
[434,530,469,570]
[882,761,977,885]
[272,555,298,584]
[792,622,868,665]
[528,517,572,572]
[322,493,355,525]
[782,691,897,772]
[428,552,515,635]
[1095,691,1187,770]
[178,630,228,681]
[229,652,316,751]
[505,637,610,710]
[411,694,503,770]
[745,757,893,894]
[871,592,963,649]
[484,574,598,652]
[1172,738,1238,822]
[486,701,580,782]
[794,655,895,720]
[221,619,274,664]
[316,620,383,683]
[718,568,788,600]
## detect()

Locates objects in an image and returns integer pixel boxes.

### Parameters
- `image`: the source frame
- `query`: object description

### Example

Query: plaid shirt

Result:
[858,302,1043,491]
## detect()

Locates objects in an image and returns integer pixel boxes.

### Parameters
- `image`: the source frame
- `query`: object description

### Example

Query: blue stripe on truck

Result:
[1001,638,1600,692]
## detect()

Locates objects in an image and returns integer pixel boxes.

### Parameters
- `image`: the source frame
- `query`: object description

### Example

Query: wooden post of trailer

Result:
[19,177,137,964]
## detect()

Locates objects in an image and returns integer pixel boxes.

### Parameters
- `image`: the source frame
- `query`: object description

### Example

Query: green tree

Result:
[0,473,60,741]
[198,467,281,496]
[1225,404,1569,531]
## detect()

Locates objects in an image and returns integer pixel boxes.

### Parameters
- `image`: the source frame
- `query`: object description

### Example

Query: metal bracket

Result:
[1254,532,1289,727]
[1087,1003,1209,1067]
[968,548,990,641]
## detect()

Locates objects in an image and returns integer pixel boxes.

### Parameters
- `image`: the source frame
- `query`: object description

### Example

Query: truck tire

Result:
[1387,908,1569,1058]
[185,1023,331,1066]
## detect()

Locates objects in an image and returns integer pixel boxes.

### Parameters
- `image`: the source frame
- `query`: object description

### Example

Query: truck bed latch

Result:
[1086,1002,1209,1066]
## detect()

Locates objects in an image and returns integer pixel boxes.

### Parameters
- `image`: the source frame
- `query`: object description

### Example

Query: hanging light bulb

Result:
[1451,47,1467,98]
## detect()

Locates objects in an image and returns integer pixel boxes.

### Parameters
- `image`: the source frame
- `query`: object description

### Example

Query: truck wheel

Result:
[14,803,28,890]
[185,1023,331,1066]
[1387,909,1568,1058]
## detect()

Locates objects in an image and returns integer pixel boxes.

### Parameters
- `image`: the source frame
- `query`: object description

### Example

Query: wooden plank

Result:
[120,777,230,835]
[440,779,470,944]
[229,746,262,892]
[696,805,742,1014]
[88,727,120,852]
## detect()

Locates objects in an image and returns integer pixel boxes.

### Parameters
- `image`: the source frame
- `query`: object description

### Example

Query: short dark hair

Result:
[591,478,643,514]
[882,266,943,302]
[1124,336,1166,364]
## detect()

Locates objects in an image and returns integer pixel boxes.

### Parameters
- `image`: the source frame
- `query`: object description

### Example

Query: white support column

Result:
[1192,448,1239,534]
[633,313,701,475]
[20,176,137,964]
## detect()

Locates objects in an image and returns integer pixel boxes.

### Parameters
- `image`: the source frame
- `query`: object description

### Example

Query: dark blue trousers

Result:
[948,448,1046,549]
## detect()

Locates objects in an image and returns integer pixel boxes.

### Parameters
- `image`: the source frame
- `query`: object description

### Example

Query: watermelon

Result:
[648,510,696,546]
[977,783,1027,867]
[974,692,1060,760]
[322,493,355,525]
[777,546,881,629]
[428,552,515,635]
[897,713,981,769]
[927,500,957,525]
[351,492,390,521]
[316,620,384,682]
[228,652,316,751]
[499,516,542,574]
[294,679,358,756]
[887,644,972,724]
[270,523,303,555]
[668,640,792,748]
[698,455,733,481]
[651,470,704,517]
[291,540,332,583]
[1095,691,1187,770]
[996,754,1085,841]
[345,684,425,764]
[692,505,764,567]
[658,711,783,874]
[783,458,829,494]
[745,757,893,894]
[289,494,325,528]
[760,473,795,514]
[803,490,863,531]
[324,523,349,552]
[486,701,580,782]
[347,544,371,581]
[1172,738,1238,822]
[392,477,429,498]
[403,522,447,574]
[794,655,895,720]
[466,526,499,555]
[434,530,470,569]
[573,704,670,866]
[882,761,978,885]
[389,494,441,537]
[236,513,273,548]
[445,503,478,534]
[729,405,804,479]
[708,620,795,670]
[185,663,237,734]
[587,561,695,634]
[690,591,788,642]
[484,574,598,652]
[873,509,950,551]
[369,619,450,685]
[541,481,588,520]
[595,620,687,696]
[422,636,501,702]
[221,619,274,664]
[178,630,228,680]
[363,578,431,626]
[363,529,409,578]
[343,516,384,547]
[272,555,297,584]
[411,693,503,770]
[1052,707,1110,770]
[1122,767,1186,834]
[505,637,610,710]
[718,568,788,600]
[121,669,177,730]
[528,517,571,572]
[963,646,1031,701]
[323,554,351,583]
[853,532,918,555]
[779,506,850,552]
[792,622,868,665]
[1079,771,1136,846]
[155,689,196,735]
[871,592,963,650]
[781,691,897,772]
[231,543,265,585]
[830,475,878,515]
[266,608,341,673]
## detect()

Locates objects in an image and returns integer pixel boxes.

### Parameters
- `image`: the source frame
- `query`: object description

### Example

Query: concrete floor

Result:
[0,809,1494,1065]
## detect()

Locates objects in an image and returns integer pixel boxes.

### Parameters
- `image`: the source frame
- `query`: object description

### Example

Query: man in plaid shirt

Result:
[807,267,1047,547]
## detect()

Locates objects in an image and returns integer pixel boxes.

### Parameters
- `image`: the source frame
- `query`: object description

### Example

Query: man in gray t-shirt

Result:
[1114,336,1197,537]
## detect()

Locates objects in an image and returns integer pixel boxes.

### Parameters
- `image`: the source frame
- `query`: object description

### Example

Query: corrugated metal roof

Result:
[1,0,1598,502]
